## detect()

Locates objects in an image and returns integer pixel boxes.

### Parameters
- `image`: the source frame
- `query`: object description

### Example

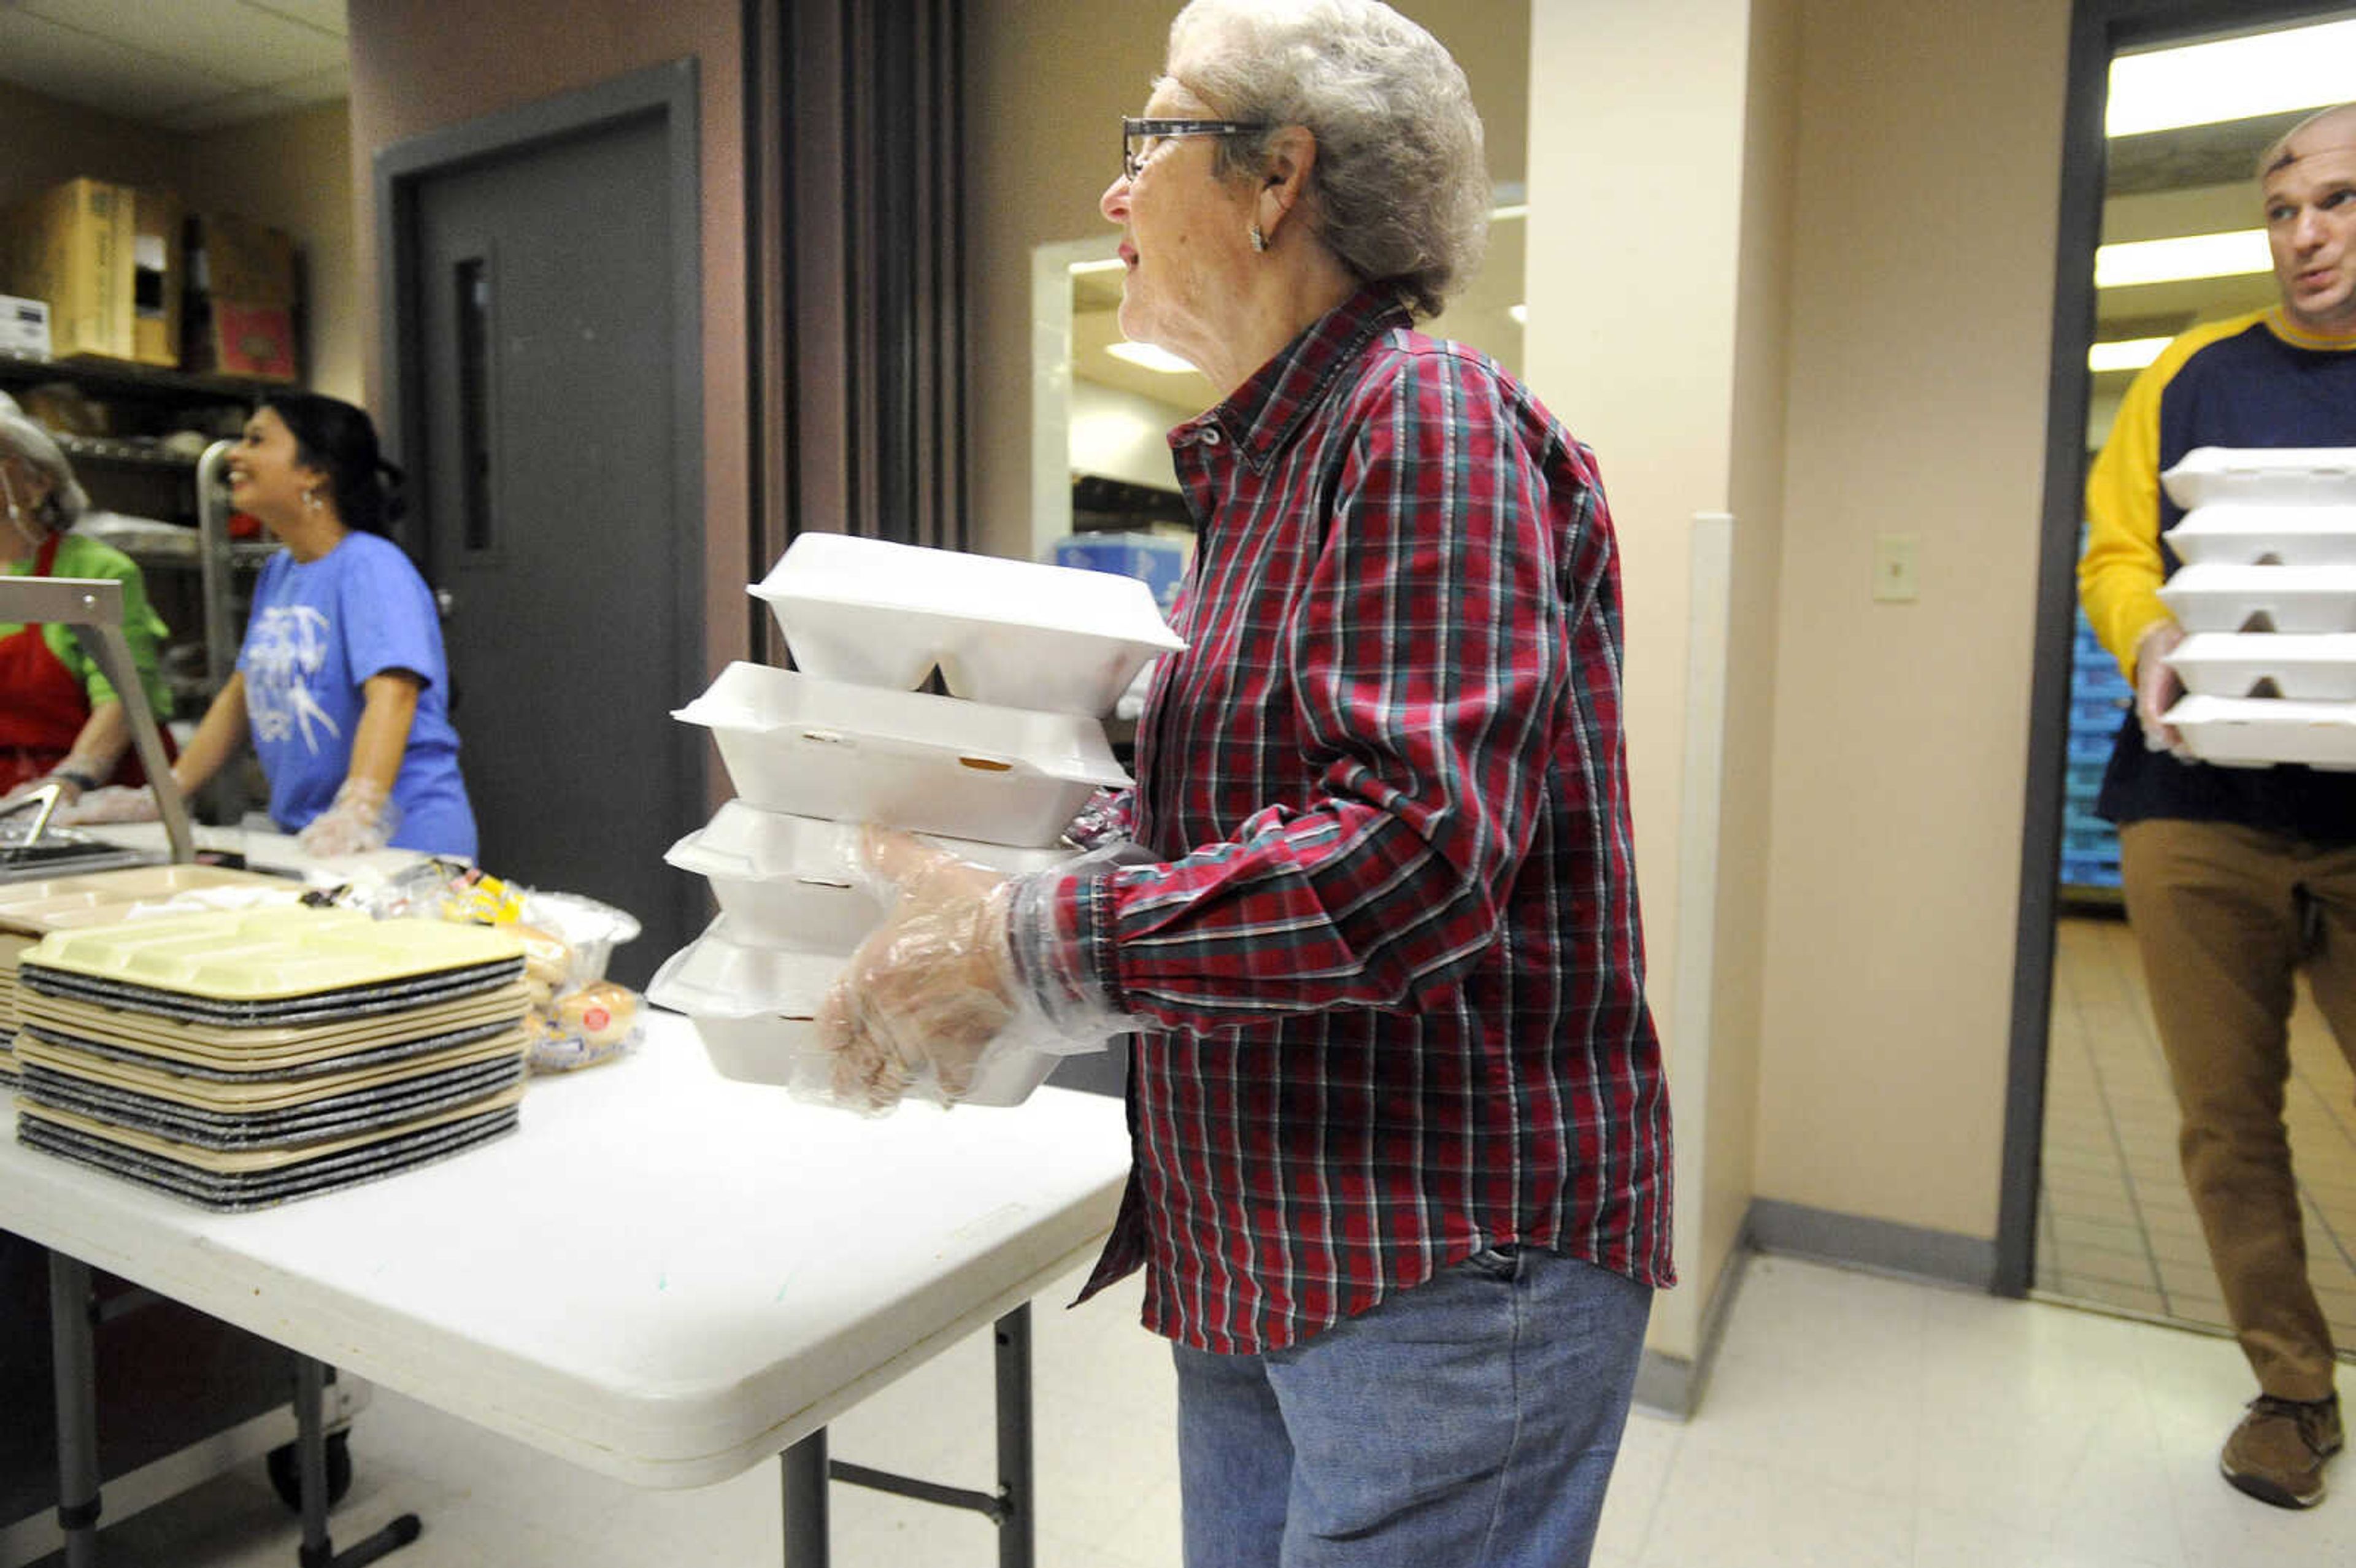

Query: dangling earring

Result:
[1248,224,1266,253]
[303,488,323,514]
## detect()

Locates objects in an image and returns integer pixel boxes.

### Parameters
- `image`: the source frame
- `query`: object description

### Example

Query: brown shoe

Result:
[2220,1394,2344,1509]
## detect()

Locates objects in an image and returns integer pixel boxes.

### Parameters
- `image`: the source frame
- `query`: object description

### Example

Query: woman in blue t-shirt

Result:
[74,394,476,859]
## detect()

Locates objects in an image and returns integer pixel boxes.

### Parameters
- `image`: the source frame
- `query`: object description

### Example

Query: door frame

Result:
[369,60,706,903]
[1998,0,2354,1296]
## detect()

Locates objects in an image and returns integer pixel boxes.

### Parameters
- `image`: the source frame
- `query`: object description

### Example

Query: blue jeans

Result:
[1174,1247,1653,1568]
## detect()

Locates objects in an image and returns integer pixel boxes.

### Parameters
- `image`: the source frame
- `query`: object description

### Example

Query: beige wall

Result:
[0,80,187,209]
[1755,0,2069,1236]
[346,0,747,678]
[965,0,1534,563]
[184,103,361,405]
[1525,0,1795,1362]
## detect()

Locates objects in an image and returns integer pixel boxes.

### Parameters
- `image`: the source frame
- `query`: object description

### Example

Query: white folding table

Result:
[0,1015,1132,1565]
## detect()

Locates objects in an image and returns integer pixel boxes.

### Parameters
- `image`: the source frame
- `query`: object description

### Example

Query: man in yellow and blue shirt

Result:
[2079,102,2356,1512]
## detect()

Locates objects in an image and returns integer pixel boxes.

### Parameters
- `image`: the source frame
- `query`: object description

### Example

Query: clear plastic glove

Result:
[299,778,402,857]
[2133,620,2192,759]
[53,784,160,826]
[813,826,1027,1113]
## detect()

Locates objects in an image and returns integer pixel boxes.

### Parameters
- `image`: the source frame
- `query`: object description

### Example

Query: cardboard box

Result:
[183,212,299,380]
[188,212,296,304]
[0,293,50,358]
[0,179,181,367]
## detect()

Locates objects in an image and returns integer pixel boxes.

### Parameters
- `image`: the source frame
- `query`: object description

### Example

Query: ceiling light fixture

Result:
[2108,19,2356,137]
[1508,304,1528,326]
[1106,341,1202,374]
[2095,229,2271,288]
[1067,257,1126,277]
[2088,336,2171,374]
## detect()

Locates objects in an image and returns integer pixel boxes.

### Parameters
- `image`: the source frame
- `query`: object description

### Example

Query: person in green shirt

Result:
[0,400,173,803]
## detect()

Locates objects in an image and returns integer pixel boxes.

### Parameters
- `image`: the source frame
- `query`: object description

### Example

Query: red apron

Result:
[0,533,163,791]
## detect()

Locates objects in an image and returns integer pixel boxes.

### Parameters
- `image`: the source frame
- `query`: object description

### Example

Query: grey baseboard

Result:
[1746,1197,1996,1292]
[1632,1219,1752,1420]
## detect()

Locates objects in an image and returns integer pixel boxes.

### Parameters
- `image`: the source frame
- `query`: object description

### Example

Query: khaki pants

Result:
[2117,818,2356,1401]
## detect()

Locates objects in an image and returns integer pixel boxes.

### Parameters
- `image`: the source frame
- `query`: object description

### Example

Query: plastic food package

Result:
[2161,447,2356,510]
[345,861,646,1074]
[750,532,1185,717]
[662,802,1079,953]
[2163,504,2356,567]
[672,663,1131,847]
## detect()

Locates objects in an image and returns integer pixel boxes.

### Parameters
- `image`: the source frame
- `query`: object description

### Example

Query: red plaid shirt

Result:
[1049,286,1674,1353]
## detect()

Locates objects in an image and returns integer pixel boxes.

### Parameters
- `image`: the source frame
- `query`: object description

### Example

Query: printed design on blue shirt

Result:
[245,604,344,755]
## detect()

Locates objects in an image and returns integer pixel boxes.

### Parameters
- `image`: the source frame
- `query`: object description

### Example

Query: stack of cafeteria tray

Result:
[657,532,1180,1104]
[2157,447,2356,768]
[10,904,531,1210]
[0,864,288,1086]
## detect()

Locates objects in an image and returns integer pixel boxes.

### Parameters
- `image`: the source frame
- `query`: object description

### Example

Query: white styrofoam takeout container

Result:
[2162,448,2356,510]
[663,803,1080,953]
[750,532,1186,717]
[2163,504,2356,567]
[644,917,1064,1105]
[2165,693,2356,770]
[2168,633,2356,701]
[2157,563,2356,634]
[672,663,1131,848]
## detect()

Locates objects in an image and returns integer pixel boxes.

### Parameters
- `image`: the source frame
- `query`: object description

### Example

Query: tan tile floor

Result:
[2040,912,2356,1356]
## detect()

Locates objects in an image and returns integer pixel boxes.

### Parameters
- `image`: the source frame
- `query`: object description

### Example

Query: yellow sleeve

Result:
[2079,313,2270,683]
[2079,363,2171,683]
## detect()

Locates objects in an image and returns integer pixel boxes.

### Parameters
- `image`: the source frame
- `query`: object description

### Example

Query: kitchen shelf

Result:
[0,347,282,404]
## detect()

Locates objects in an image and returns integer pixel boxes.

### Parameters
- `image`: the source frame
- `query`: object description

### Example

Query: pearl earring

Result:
[1248,224,1266,253]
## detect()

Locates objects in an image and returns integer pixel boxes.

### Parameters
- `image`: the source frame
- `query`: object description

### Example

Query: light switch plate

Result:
[1873,534,1919,602]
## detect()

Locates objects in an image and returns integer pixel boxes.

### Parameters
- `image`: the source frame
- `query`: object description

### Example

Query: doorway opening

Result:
[2008,3,2356,1356]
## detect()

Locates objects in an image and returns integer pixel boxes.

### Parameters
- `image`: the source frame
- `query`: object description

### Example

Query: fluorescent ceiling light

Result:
[1508,304,1527,325]
[2095,229,2271,288]
[1106,340,1201,374]
[2108,20,2356,137]
[2088,336,2170,373]
[1068,257,1126,276]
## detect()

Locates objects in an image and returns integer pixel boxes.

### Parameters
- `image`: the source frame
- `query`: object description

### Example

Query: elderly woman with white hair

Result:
[818,2,1671,1561]
[0,396,174,803]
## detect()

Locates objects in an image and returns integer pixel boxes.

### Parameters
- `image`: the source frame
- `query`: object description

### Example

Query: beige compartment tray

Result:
[23,905,526,1002]
[17,1029,528,1110]
[20,1084,526,1174]
[0,865,290,937]
[18,980,532,1072]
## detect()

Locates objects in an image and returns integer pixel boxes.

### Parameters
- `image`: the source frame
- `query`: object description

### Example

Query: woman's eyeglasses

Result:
[1121,117,1271,181]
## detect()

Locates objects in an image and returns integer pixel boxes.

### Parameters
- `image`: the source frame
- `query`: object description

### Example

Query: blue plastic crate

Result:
[2066,755,2109,791]
[2062,821,2119,856]
[2071,664,2130,702]
[2060,853,2123,889]
[2071,695,2128,730]
[2067,732,2116,764]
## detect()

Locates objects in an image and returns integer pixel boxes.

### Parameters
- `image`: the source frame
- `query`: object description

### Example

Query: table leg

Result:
[291,1356,419,1566]
[781,1428,828,1568]
[47,1250,101,1568]
[993,1305,1033,1568]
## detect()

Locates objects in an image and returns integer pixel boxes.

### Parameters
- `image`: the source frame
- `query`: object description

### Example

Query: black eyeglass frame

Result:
[1120,116,1272,181]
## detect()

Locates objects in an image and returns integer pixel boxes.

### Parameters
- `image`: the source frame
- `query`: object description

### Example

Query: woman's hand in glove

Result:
[2133,620,2190,758]
[299,778,401,857]
[53,785,160,827]
[814,826,1018,1112]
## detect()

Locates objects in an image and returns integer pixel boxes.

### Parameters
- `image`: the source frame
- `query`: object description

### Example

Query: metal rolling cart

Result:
[1,575,387,1567]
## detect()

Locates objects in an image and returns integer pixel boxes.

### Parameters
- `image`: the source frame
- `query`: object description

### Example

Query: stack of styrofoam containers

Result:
[2155,448,2356,769]
[653,532,1184,1105]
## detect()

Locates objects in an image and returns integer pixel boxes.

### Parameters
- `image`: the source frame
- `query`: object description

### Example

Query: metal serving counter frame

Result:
[0,574,192,865]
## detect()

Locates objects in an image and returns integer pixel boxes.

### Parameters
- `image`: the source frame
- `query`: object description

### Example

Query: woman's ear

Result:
[1255,125,1317,243]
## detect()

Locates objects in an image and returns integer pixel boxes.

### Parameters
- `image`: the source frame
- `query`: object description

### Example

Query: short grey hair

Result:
[0,407,90,530]
[2259,102,2356,179]
[1166,0,1489,319]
